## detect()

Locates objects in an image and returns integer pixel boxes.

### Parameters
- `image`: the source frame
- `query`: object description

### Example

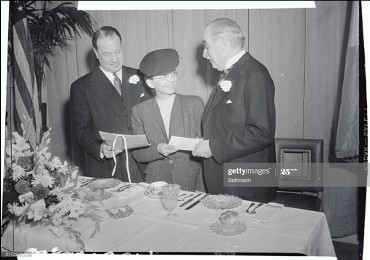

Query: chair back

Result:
[275,138,323,192]
[273,138,324,211]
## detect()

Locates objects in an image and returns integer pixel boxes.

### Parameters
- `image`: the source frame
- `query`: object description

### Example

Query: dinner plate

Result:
[201,194,242,210]
[144,189,164,199]
[209,220,247,236]
[79,190,113,201]
[105,205,134,219]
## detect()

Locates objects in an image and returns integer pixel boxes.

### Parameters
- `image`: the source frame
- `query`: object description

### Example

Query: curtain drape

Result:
[324,1,360,238]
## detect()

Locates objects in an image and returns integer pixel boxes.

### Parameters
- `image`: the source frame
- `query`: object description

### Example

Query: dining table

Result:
[2,177,336,256]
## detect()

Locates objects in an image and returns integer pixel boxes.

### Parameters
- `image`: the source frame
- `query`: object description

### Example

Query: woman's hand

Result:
[157,143,178,157]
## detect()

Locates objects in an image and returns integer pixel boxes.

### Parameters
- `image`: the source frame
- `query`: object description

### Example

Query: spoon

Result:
[245,203,255,213]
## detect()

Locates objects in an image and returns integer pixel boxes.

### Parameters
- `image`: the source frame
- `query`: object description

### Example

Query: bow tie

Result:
[219,68,231,81]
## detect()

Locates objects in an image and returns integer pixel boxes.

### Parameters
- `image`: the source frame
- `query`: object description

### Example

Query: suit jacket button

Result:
[167,159,173,164]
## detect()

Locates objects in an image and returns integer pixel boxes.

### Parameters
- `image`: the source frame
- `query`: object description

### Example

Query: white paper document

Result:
[168,136,203,151]
[99,131,150,150]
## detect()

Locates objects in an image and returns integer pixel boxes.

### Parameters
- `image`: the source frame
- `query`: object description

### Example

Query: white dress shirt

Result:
[156,94,176,138]
[100,66,123,87]
[225,50,246,70]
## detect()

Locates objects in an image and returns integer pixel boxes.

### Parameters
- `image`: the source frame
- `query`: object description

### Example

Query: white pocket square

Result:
[140,93,145,98]
[226,100,232,104]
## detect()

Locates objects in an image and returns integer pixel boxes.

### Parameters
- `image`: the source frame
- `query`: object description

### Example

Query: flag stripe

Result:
[14,81,37,148]
[13,26,34,95]
[10,1,42,149]
[13,59,35,122]
[14,19,33,75]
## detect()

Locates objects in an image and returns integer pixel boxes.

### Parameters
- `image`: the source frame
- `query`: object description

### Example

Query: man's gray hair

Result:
[206,18,245,48]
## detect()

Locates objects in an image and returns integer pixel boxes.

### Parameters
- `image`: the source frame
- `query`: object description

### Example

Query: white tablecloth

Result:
[2,181,336,256]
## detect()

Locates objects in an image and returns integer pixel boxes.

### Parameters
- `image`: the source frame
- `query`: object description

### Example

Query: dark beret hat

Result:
[139,48,180,77]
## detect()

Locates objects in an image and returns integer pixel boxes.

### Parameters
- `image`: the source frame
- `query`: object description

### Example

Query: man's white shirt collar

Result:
[100,66,122,84]
[225,50,246,71]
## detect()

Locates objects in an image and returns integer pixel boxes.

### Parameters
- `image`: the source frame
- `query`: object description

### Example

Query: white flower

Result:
[219,80,232,92]
[48,156,62,170]
[27,199,47,221]
[19,191,34,203]
[12,164,27,181]
[8,202,29,216]
[32,172,55,188]
[129,75,140,84]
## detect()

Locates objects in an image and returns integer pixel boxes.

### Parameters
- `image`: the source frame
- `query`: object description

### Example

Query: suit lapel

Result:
[151,98,168,141]
[207,85,228,113]
[169,95,184,139]
[202,85,217,125]
[89,68,126,122]
[202,53,251,124]
[121,66,130,95]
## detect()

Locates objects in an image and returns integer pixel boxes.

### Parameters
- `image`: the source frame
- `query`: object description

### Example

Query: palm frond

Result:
[19,1,97,89]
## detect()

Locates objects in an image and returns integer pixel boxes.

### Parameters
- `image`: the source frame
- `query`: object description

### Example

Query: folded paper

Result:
[99,131,150,150]
[168,136,202,151]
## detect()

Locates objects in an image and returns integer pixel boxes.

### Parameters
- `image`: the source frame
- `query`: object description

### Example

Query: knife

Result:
[185,193,209,210]
[179,193,202,207]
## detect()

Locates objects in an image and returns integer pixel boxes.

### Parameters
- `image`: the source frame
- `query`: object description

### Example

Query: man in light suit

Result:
[70,26,152,182]
[131,49,204,191]
[193,18,277,202]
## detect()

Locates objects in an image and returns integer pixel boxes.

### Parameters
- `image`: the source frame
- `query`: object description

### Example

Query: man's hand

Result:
[101,142,123,158]
[157,143,178,157]
[192,140,212,158]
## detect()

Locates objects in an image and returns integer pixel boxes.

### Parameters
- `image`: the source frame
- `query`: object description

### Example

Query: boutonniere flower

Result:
[219,80,232,92]
[128,75,140,84]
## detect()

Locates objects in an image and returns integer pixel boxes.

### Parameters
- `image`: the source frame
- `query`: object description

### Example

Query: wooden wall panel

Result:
[172,10,208,103]
[45,48,70,162]
[147,11,172,51]
[124,11,147,68]
[236,9,249,51]
[304,1,349,162]
[249,9,306,139]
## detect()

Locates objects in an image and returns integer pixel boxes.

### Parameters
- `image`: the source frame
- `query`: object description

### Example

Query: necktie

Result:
[113,72,124,96]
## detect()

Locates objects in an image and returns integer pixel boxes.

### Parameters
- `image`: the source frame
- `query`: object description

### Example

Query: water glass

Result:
[162,184,180,218]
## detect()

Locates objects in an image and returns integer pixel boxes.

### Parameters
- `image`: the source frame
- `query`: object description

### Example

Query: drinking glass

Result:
[162,184,180,219]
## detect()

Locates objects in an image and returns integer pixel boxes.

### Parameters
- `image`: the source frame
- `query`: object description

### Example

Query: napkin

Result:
[251,202,284,224]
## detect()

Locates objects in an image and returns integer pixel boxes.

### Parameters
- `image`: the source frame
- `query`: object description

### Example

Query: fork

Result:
[249,203,264,214]
[178,193,194,201]
[245,202,255,213]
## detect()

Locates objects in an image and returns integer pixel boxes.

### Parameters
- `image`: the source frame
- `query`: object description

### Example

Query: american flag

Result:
[9,0,42,149]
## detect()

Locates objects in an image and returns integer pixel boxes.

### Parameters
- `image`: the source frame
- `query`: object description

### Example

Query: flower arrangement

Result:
[2,128,101,251]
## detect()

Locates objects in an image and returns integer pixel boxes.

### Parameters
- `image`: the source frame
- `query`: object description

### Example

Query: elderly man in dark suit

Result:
[70,26,152,182]
[131,49,204,191]
[193,18,277,202]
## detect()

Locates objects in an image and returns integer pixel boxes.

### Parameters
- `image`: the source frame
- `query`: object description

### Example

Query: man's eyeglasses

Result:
[151,70,178,80]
